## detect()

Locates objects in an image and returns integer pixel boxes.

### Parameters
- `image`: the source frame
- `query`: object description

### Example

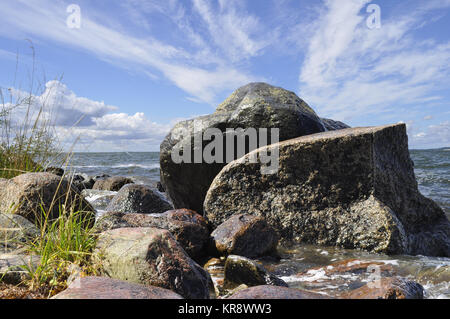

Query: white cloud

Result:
[298,0,450,124]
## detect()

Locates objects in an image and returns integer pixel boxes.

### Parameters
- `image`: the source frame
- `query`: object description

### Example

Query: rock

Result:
[320,118,351,131]
[44,167,64,176]
[0,213,40,252]
[94,227,211,299]
[105,184,172,214]
[156,181,165,193]
[160,82,326,214]
[211,214,278,258]
[0,172,95,225]
[0,253,39,285]
[300,259,396,277]
[341,277,424,299]
[204,124,450,257]
[96,209,210,259]
[52,276,183,299]
[70,173,95,190]
[226,285,330,299]
[92,176,134,191]
[223,255,287,289]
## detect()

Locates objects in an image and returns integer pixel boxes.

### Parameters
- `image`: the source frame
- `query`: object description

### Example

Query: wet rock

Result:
[96,209,210,259]
[320,118,351,131]
[223,255,287,289]
[300,259,396,277]
[92,176,134,191]
[52,276,183,299]
[0,172,95,225]
[0,253,39,285]
[0,213,40,252]
[211,214,278,258]
[94,227,211,299]
[341,277,424,299]
[204,124,450,257]
[45,167,64,176]
[160,82,326,214]
[226,285,330,299]
[105,184,173,214]
[156,181,165,193]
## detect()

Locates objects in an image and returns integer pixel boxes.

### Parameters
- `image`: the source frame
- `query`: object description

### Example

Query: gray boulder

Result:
[211,214,278,258]
[94,227,211,299]
[0,213,39,252]
[105,184,173,214]
[204,124,450,257]
[321,118,351,131]
[160,82,326,214]
[0,172,95,225]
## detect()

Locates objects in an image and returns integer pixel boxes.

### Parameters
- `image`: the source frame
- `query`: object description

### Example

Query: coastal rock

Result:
[52,276,183,299]
[300,259,396,277]
[94,227,211,299]
[0,213,40,252]
[223,255,287,289]
[204,124,450,257]
[70,173,95,190]
[105,184,173,214]
[0,172,95,225]
[211,214,278,258]
[320,118,351,131]
[92,176,134,191]
[160,82,326,214]
[226,285,329,299]
[341,277,424,299]
[96,209,210,259]
[44,167,64,176]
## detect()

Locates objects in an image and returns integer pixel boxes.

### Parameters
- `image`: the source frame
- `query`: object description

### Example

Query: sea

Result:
[69,148,450,299]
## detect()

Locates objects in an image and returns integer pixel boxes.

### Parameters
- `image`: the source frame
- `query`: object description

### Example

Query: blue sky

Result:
[0,0,449,151]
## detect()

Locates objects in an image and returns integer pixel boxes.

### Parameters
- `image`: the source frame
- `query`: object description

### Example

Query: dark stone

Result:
[52,276,183,299]
[160,82,326,214]
[105,184,173,214]
[45,167,64,176]
[211,214,278,258]
[204,124,450,257]
[223,255,287,289]
[320,118,351,131]
[341,277,424,299]
[0,213,39,252]
[156,182,165,192]
[92,176,134,191]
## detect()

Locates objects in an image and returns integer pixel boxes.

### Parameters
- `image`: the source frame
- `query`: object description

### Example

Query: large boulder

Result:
[95,209,210,259]
[105,184,173,214]
[92,176,134,191]
[160,82,326,214]
[0,173,95,225]
[94,227,211,299]
[0,253,39,285]
[52,276,183,299]
[204,124,450,257]
[211,214,278,258]
[321,118,351,131]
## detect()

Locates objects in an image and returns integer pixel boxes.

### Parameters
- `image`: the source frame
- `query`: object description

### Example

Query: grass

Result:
[0,44,99,298]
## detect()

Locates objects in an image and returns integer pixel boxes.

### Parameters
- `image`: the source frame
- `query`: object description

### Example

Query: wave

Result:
[72,163,160,169]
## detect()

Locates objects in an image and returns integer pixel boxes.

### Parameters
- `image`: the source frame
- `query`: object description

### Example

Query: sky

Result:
[0,0,449,151]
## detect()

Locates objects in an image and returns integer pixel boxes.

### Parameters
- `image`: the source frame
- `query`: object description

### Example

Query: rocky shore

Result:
[1,82,449,299]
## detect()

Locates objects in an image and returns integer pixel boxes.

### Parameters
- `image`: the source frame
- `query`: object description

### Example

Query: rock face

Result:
[105,184,173,214]
[96,209,210,259]
[92,176,134,191]
[160,82,326,214]
[223,255,287,289]
[211,214,278,258]
[0,173,95,225]
[95,227,211,299]
[321,118,351,131]
[52,276,183,299]
[0,254,39,285]
[0,213,39,252]
[342,277,424,299]
[204,124,450,257]
[226,285,329,299]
